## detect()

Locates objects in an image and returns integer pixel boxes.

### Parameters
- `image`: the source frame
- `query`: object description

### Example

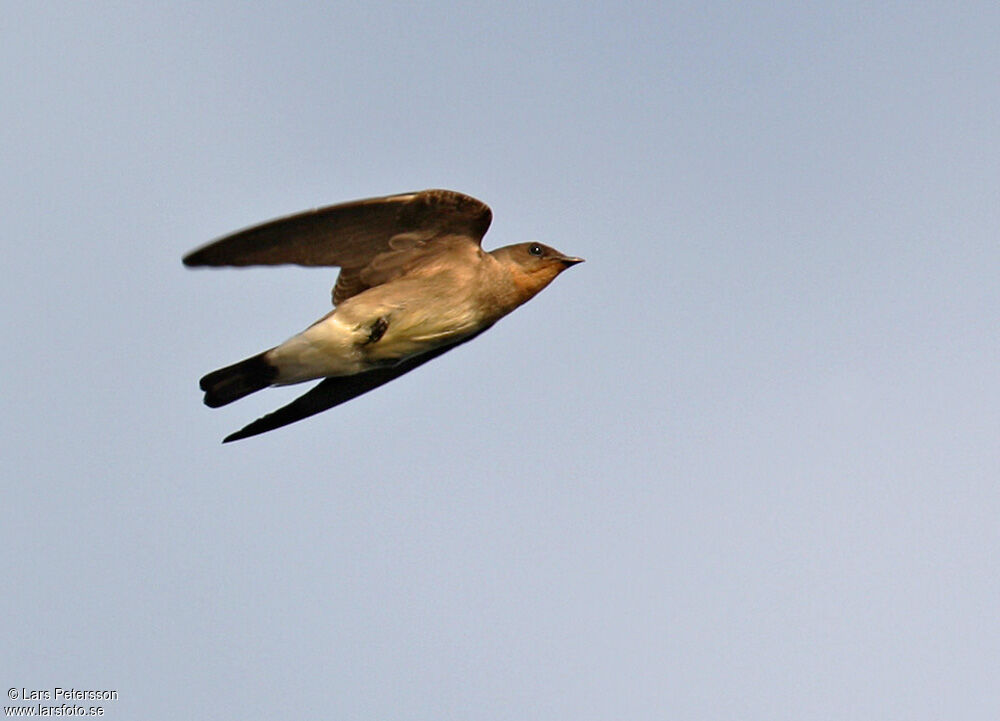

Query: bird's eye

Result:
[528,243,543,256]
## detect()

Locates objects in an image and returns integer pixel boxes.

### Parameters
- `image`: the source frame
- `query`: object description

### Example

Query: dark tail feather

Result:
[221,324,495,442]
[200,352,277,408]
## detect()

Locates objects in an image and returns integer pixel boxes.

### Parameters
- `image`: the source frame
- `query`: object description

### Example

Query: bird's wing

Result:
[221,326,493,443]
[183,189,493,304]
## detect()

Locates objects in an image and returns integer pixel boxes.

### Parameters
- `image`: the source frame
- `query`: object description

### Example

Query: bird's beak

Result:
[558,255,585,267]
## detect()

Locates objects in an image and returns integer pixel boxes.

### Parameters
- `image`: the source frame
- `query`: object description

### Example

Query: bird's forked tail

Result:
[200,352,278,408]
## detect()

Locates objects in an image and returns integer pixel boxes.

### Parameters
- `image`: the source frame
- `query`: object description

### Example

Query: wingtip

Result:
[222,421,265,443]
[182,251,206,267]
[222,427,252,443]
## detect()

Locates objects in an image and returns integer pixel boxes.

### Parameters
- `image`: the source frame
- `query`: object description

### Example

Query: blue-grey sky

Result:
[3,2,999,719]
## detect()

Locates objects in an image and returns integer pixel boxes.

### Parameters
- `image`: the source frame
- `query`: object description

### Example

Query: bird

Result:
[183,189,584,442]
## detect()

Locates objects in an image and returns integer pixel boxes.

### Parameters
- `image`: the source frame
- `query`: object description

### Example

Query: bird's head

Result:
[492,242,584,303]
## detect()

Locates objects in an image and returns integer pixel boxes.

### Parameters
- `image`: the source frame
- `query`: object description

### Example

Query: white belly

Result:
[266,296,483,385]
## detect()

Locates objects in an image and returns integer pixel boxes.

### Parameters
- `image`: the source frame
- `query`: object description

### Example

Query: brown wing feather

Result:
[183,189,492,271]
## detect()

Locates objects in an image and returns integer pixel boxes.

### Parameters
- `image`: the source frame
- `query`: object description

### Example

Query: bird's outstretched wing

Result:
[221,326,493,443]
[183,189,492,304]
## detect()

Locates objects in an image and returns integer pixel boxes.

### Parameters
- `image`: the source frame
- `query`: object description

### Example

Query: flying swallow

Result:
[183,189,583,442]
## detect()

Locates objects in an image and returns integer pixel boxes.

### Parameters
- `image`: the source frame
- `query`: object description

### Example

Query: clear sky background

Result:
[3,2,999,719]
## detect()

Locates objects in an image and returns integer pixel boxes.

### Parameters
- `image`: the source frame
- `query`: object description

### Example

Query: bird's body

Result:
[270,238,503,383]
[184,189,582,442]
